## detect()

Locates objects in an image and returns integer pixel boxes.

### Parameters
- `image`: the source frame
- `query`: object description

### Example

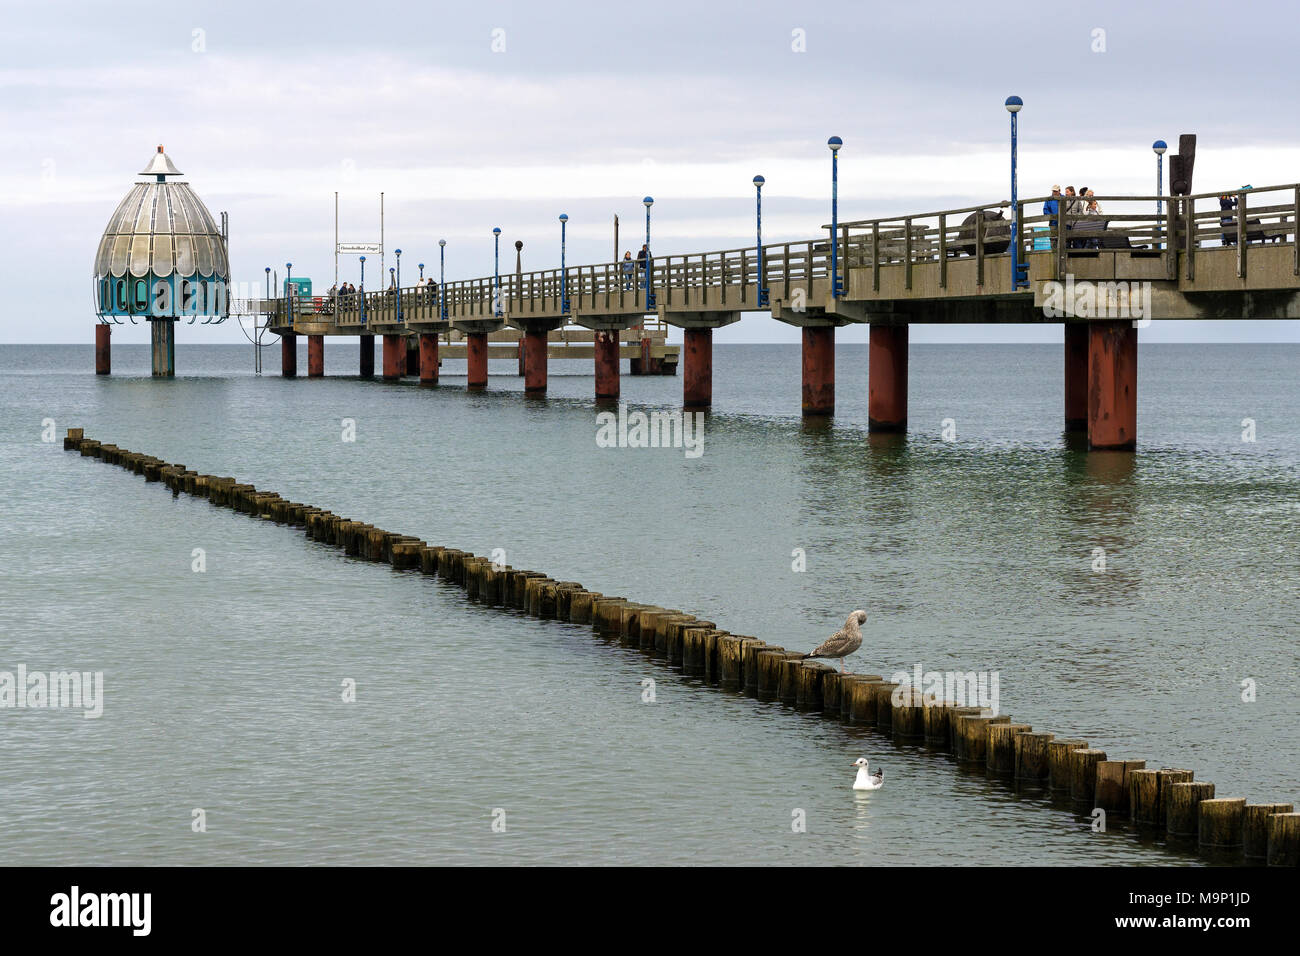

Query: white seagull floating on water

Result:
[852,757,884,791]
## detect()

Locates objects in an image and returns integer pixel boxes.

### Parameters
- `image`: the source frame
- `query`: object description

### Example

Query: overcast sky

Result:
[3,0,1298,344]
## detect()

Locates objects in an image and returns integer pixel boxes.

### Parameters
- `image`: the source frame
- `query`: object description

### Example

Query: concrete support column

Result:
[1064,323,1088,431]
[281,333,297,378]
[95,324,111,376]
[382,334,404,380]
[594,331,620,399]
[517,340,525,376]
[523,330,548,393]
[406,339,420,377]
[801,326,835,415]
[683,327,712,407]
[308,334,324,378]
[466,332,488,389]
[419,333,439,387]
[150,319,175,378]
[359,334,374,378]
[868,323,907,432]
[1087,320,1137,451]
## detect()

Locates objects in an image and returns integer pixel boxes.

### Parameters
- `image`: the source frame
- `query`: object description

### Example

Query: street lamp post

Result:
[359,255,366,324]
[438,240,446,320]
[642,196,654,308]
[493,227,502,317]
[1153,140,1168,250]
[1005,95,1026,288]
[559,214,569,314]
[395,248,402,321]
[286,262,293,325]
[828,136,843,297]
[753,176,766,307]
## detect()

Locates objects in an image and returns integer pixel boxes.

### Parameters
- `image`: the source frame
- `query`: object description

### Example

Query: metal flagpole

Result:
[334,192,339,291]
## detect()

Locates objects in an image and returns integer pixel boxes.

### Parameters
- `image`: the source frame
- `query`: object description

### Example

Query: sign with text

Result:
[337,242,382,254]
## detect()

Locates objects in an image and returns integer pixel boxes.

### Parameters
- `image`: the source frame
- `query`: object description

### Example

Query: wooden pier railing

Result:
[269,181,1300,332]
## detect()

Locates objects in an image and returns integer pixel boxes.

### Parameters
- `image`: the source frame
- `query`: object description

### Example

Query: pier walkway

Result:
[265,182,1300,450]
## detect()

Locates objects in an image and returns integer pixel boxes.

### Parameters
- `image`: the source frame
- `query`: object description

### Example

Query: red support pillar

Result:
[523,330,547,393]
[868,324,908,432]
[281,332,297,378]
[359,334,374,378]
[801,326,834,415]
[466,332,488,389]
[594,330,620,399]
[683,327,712,407]
[95,324,111,376]
[382,334,404,380]
[419,333,439,386]
[308,334,324,378]
[517,339,525,376]
[1064,323,1088,431]
[1087,320,1137,450]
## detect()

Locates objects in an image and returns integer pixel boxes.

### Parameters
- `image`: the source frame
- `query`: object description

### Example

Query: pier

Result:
[250,181,1300,451]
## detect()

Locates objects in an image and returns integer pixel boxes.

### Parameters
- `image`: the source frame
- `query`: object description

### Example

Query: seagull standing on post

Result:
[805,609,867,673]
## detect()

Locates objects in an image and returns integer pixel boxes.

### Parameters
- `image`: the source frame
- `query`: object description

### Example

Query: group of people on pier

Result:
[621,244,651,290]
[1043,184,1106,249]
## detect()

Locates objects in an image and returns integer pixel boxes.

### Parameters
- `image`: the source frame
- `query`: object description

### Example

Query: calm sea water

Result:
[1,341,1296,866]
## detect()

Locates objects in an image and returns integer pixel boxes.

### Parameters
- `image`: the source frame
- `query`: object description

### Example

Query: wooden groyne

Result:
[63,427,1300,866]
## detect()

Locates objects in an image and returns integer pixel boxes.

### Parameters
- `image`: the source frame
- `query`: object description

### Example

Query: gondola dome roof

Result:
[94,146,229,280]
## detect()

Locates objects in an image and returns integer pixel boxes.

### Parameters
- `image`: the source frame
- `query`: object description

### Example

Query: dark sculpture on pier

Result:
[955,208,1011,256]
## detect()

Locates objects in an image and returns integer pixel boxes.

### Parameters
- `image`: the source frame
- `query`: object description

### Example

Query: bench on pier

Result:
[1219,218,1286,245]
[1064,219,1147,251]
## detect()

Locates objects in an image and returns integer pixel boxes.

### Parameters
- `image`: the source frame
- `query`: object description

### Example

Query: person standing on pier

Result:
[622,251,634,290]
[1042,186,1062,251]
[1043,185,1061,217]
[1063,187,1084,248]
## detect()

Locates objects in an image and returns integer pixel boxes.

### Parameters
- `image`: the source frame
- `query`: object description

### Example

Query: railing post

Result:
[1236,190,1247,279]
[1166,196,1178,281]
[938,214,947,290]
[904,218,913,291]
[872,222,880,292]
[1295,186,1300,276]
[1055,204,1066,281]
[806,241,815,305]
